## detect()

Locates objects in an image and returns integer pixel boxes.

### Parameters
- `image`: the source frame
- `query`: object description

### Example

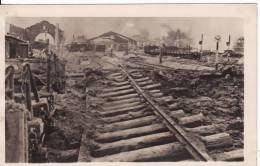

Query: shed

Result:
[88,31,137,51]
[5,34,29,59]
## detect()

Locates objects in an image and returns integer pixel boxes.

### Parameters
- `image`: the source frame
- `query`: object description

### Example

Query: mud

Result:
[41,52,112,162]
[144,67,244,154]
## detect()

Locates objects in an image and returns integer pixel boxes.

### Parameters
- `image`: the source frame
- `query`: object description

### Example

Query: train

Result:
[143,45,213,60]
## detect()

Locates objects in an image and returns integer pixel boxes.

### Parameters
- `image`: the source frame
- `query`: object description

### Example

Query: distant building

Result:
[65,35,92,52]
[5,34,29,59]
[233,37,244,54]
[6,20,64,50]
[88,31,137,51]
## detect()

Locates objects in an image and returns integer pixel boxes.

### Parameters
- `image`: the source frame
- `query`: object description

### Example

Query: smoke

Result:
[160,23,192,47]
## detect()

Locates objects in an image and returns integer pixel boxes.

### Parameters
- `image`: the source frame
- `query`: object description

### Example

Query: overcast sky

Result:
[6,17,243,51]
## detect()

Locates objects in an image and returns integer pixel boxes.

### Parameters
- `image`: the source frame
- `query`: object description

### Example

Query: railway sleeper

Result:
[100,104,146,117]
[156,96,174,104]
[185,124,224,136]
[168,103,181,110]
[112,75,125,79]
[101,89,136,98]
[142,83,161,90]
[134,77,150,82]
[179,113,205,128]
[94,123,228,144]
[97,115,158,132]
[106,93,139,101]
[110,78,154,87]
[103,98,142,107]
[111,81,130,87]
[106,91,163,101]
[212,149,243,161]
[92,131,232,161]
[102,85,132,92]
[90,142,188,162]
[136,80,153,86]
[169,109,186,119]
[91,131,176,157]
[102,101,143,111]
[130,73,143,78]
[101,108,184,124]
[101,108,153,123]
[94,123,168,143]
[201,132,233,150]
[108,72,122,77]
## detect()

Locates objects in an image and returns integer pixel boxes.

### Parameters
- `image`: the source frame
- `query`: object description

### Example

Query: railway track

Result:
[78,64,243,162]
[128,57,215,71]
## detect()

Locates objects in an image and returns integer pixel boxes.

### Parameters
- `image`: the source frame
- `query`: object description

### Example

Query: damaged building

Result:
[88,31,137,51]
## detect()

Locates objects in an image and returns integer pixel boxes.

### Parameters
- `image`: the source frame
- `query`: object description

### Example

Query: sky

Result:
[6,17,243,51]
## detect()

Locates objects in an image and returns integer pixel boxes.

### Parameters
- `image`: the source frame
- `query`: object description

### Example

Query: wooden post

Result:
[5,66,15,100]
[25,80,32,115]
[47,54,51,92]
[6,111,28,162]
[10,71,14,99]
[26,65,39,102]
[159,44,164,64]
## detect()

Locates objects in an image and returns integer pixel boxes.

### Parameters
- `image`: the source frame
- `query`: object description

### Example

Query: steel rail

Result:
[119,65,212,161]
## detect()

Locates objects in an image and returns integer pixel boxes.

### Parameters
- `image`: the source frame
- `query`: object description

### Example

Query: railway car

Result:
[144,44,201,60]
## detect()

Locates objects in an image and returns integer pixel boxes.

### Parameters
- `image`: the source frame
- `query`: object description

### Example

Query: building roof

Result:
[5,34,28,44]
[88,31,137,44]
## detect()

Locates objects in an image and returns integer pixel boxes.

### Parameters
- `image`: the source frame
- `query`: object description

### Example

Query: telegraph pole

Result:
[226,35,231,50]
[226,35,231,61]
[199,34,203,61]
[214,35,221,69]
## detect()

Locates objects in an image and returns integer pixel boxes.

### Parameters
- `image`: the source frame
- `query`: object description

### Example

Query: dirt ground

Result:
[42,50,244,162]
[143,67,244,154]
[42,51,110,162]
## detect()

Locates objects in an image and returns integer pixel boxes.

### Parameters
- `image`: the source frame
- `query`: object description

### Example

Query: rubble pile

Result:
[6,100,28,113]
[148,68,244,153]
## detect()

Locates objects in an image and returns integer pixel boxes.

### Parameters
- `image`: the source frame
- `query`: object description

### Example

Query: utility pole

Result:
[214,35,221,69]
[226,35,231,50]
[159,40,165,64]
[226,35,231,62]
[199,34,203,61]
